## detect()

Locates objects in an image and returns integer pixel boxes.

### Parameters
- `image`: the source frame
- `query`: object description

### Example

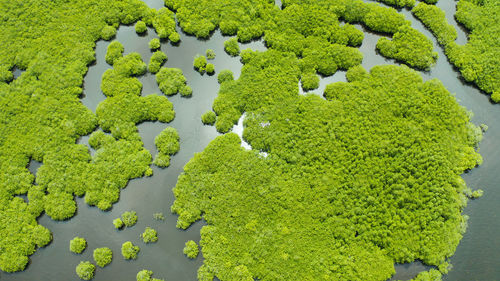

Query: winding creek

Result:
[2,0,500,280]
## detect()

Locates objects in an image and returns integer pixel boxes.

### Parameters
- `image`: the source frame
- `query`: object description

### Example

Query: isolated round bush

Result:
[193,55,207,73]
[149,38,160,50]
[183,240,199,259]
[206,63,215,75]
[122,241,140,260]
[135,21,147,34]
[180,85,193,97]
[201,111,216,125]
[70,237,87,254]
[155,127,180,156]
[93,247,113,267]
[224,38,240,56]
[169,32,180,43]
[206,49,216,60]
[121,211,138,227]
[76,261,95,280]
[141,227,158,243]
[113,218,124,229]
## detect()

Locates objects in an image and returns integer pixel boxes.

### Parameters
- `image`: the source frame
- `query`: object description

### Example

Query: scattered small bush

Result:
[121,211,138,227]
[121,241,140,260]
[76,261,95,280]
[70,237,87,254]
[201,111,216,125]
[93,247,113,267]
[149,38,160,50]
[141,227,158,243]
[224,38,240,56]
[183,240,199,259]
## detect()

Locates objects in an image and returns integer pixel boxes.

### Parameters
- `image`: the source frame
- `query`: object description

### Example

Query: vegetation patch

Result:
[183,240,199,259]
[137,269,164,281]
[70,237,87,254]
[122,241,140,260]
[76,261,95,280]
[154,127,180,168]
[121,210,138,227]
[93,247,113,267]
[141,227,158,243]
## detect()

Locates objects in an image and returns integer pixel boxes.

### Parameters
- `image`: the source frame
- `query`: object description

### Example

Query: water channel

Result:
[2,0,499,280]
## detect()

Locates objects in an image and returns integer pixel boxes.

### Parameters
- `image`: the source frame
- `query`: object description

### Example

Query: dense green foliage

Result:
[172,48,482,279]
[156,67,189,96]
[206,49,216,60]
[135,21,147,34]
[113,218,124,229]
[154,127,180,168]
[411,269,442,281]
[183,240,199,259]
[106,41,125,65]
[376,25,437,70]
[148,51,168,74]
[149,38,161,50]
[193,55,208,73]
[76,261,95,280]
[93,247,113,267]
[137,269,164,281]
[300,72,320,91]
[0,0,180,272]
[206,63,215,75]
[373,0,415,8]
[70,237,87,254]
[217,70,234,84]
[101,25,117,41]
[121,210,138,227]
[141,227,158,243]
[201,111,216,125]
[413,1,500,101]
[224,38,240,56]
[121,241,140,260]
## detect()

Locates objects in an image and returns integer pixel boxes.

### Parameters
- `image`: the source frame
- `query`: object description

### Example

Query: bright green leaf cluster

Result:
[193,55,207,73]
[121,241,140,260]
[101,25,116,41]
[93,247,113,267]
[70,237,87,254]
[224,38,240,56]
[154,127,180,168]
[76,261,95,280]
[206,49,216,59]
[121,211,138,227]
[155,67,189,96]
[217,70,234,84]
[135,20,147,34]
[137,269,164,281]
[149,38,161,50]
[300,72,319,91]
[183,240,199,259]
[141,227,158,243]
[148,51,168,73]
[201,111,216,125]
[113,218,124,229]
[106,41,125,65]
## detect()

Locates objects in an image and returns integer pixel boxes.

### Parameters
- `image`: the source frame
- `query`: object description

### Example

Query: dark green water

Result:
[2,0,500,280]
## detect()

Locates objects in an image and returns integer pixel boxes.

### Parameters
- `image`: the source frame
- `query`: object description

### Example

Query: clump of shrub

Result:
[183,240,199,259]
[153,127,180,168]
[135,21,147,34]
[141,227,158,243]
[155,67,188,96]
[206,63,215,75]
[206,49,216,59]
[137,269,164,281]
[113,218,124,229]
[148,51,167,74]
[179,85,193,97]
[201,111,216,125]
[93,247,113,267]
[169,32,180,43]
[101,25,116,40]
[149,38,160,50]
[76,261,95,280]
[193,55,207,73]
[217,70,234,84]
[300,72,320,91]
[121,211,138,227]
[105,41,124,65]
[70,237,87,254]
[224,38,240,56]
[121,241,140,260]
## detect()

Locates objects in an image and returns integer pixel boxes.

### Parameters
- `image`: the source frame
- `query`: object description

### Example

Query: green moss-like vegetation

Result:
[169,32,181,43]
[206,49,216,60]
[101,25,117,41]
[148,51,168,74]
[373,0,415,8]
[135,21,147,34]
[224,38,240,56]
[193,55,207,73]
[149,38,161,50]
[183,240,199,259]
[411,269,442,281]
[376,25,437,70]
[76,261,95,280]
[122,241,140,260]
[93,247,113,267]
[206,63,215,75]
[121,211,138,227]
[180,85,193,97]
[217,70,234,84]
[156,67,188,96]
[172,46,482,279]
[413,0,500,101]
[300,71,320,91]
[113,218,124,229]
[106,41,125,65]
[141,227,158,243]
[153,127,180,168]
[70,237,87,254]
[137,269,164,281]
[201,111,216,125]
[153,212,165,221]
